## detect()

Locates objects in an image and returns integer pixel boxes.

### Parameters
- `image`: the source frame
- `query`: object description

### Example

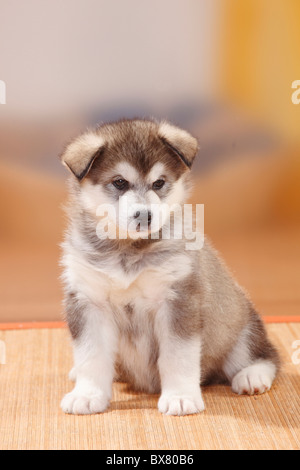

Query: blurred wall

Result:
[0,1,300,322]
[217,0,300,224]
[0,0,220,118]
[220,0,300,143]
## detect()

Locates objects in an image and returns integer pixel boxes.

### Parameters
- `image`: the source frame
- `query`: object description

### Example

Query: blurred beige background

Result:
[0,0,299,322]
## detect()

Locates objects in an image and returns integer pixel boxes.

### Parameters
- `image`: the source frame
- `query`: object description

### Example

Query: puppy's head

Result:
[61,119,198,239]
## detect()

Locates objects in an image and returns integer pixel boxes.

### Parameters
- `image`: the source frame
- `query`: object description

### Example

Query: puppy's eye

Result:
[113,179,129,190]
[152,179,165,190]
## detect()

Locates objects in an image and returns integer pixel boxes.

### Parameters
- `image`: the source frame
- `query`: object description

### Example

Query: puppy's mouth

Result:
[134,221,151,233]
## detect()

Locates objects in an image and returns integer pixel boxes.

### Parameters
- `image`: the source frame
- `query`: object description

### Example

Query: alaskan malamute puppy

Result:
[60,118,279,415]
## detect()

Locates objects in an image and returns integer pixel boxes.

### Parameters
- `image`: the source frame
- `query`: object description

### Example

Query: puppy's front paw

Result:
[60,390,109,415]
[158,391,205,416]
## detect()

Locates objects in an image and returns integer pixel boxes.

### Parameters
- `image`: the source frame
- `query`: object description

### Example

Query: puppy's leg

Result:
[155,304,204,416]
[61,296,117,415]
[68,367,77,382]
[223,314,280,396]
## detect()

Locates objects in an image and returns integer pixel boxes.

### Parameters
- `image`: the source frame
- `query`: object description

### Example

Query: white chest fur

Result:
[63,243,192,311]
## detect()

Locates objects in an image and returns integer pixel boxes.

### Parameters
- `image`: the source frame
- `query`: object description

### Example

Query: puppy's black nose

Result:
[133,210,152,227]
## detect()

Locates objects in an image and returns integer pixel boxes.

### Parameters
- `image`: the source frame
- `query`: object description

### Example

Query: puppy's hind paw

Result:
[231,361,276,396]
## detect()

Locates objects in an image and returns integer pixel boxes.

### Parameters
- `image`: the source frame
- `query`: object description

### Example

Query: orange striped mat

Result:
[0,323,299,449]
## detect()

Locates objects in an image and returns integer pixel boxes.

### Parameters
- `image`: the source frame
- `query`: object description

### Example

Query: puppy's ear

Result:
[158,121,199,168]
[60,132,105,181]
